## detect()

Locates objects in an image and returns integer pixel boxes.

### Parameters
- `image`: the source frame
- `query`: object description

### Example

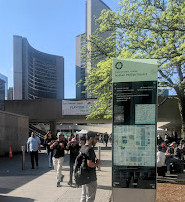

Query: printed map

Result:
[135,104,156,124]
[113,125,155,166]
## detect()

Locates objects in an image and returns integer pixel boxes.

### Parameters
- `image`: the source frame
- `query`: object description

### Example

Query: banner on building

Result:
[62,100,94,115]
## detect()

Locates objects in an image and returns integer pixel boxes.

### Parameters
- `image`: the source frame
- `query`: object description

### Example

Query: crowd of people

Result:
[157,133,185,175]
[26,130,184,200]
[98,132,112,146]
[27,130,104,202]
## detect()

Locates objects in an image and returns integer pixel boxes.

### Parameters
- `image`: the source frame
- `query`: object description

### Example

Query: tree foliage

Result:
[83,0,185,133]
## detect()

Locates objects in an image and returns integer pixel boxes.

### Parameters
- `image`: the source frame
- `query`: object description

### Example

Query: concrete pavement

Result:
[0,143,112,202]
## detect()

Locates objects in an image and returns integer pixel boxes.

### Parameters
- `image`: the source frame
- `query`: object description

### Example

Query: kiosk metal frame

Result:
[112,59,158,202]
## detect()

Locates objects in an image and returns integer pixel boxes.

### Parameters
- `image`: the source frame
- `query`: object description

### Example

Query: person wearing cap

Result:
[66,137,80,186]
[50,132,67,187]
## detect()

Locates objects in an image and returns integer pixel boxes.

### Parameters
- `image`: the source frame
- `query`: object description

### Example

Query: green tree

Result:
[83,0,185,137]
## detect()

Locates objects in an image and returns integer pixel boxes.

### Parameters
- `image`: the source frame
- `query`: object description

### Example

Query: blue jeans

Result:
[166,157,181,172]
[69,159,75,183]
[46,148,53,167]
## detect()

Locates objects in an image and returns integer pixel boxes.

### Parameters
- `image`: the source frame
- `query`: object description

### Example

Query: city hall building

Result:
[13,35,64,100]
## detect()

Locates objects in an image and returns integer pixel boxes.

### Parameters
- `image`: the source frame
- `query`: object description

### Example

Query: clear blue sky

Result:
[0,0,119,99]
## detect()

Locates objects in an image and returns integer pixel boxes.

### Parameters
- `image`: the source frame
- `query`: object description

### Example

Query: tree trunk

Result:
[50,121,57,137]
[178,96,185,139]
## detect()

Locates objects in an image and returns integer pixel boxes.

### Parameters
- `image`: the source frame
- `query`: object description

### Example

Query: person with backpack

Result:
[78,131,102,202]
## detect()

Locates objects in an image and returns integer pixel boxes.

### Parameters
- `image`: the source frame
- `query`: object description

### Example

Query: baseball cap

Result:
[70,138,78,143]
[57,132,63,137]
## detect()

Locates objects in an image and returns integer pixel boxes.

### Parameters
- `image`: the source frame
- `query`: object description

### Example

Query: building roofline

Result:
[97,0,111,10]
[13,35,64,59]
[76,33,86,38]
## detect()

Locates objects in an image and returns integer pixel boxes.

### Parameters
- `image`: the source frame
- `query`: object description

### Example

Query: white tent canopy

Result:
[157,127,164,131]
[76,129,88,136]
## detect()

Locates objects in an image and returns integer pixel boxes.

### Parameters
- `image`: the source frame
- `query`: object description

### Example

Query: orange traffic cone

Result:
[9,147,13,157]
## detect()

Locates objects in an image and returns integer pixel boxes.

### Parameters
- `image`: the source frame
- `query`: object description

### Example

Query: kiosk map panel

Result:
[112,59,157,190]
[114,125,155,166]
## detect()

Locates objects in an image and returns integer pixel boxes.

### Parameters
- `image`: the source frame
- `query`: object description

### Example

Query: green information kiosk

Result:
[112,59,158,202]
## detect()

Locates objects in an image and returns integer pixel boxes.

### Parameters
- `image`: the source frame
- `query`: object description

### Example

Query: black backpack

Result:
[74,147,90,186]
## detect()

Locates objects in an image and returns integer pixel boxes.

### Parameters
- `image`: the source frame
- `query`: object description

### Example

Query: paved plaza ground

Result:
[0,142,185,202]
[0,143,112,202]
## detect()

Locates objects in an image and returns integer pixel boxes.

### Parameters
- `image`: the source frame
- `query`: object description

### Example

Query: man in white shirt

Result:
[27,132,41,169]
[157,145,166,176]
[157,145,166,167]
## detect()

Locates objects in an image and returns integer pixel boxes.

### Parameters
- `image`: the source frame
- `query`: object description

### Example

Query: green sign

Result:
[113,59,158,82]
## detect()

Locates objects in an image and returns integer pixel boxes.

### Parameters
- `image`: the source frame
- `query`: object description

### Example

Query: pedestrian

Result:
[75,133,80,142]
[50,132,67,187]
[80,131,102,202]
[66,137,80,186]
[157,133,164,145]
[166,142,181,174]
[109,133,112,145]
[68,133,74,142]
[27,132,41,169]
[43,131,55,168]
[157,145,166,177]
[178,139,185,160]
[100,134,103,143]
[104,132,109,147]
[80,133,86,146]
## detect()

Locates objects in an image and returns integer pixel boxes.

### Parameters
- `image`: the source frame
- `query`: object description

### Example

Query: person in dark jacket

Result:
[104,132,109,147]
[44,131,55,168]
[66,138,80,186]
[178,139,185,160]
[50,132,67,187]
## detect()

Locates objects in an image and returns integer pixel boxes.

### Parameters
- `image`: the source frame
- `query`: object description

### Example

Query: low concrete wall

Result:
[0,110,29,156]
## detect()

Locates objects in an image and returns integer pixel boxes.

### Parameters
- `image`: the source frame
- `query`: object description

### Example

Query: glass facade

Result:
[0,77,5,110]
[0,73,8,100]
[14,36,64,100]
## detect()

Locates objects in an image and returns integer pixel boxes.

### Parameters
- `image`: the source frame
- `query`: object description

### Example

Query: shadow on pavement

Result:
[0,195,34,202]
[101,160,112,167]
[97,185,112,190]
[0,188,13,194]
[0,151,70,194]
[94,146,112,151]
